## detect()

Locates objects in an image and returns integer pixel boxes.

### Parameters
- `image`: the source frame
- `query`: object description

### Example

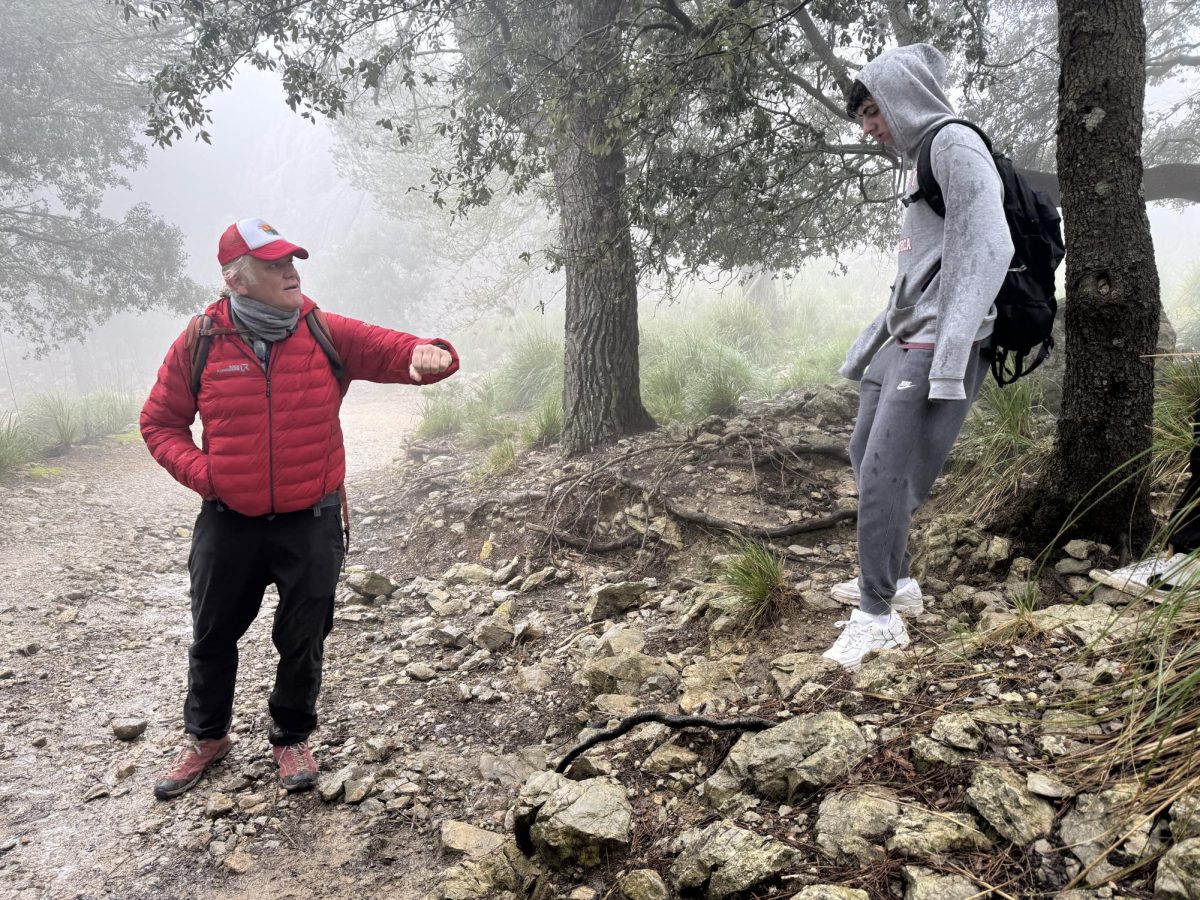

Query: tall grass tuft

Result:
[0,412,36,480]
[720,540,795,630]
[700,296,778,365]
[460,381,519,449]
[520,392,563,448]
[1152,357,1200,485]
[640,330,758,422]
[79,389,139,441]
[495,325,563,413]
[938,378,1053,521]
[473,439,518,481]
[1062,560,1200,861]
[25,393,82,452]
[414,386,465,440]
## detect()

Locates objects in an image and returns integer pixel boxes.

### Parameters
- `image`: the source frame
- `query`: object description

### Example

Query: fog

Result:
[1,23,1198,414]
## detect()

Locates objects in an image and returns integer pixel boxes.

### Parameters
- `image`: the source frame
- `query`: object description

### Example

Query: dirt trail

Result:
[0,383,431,900]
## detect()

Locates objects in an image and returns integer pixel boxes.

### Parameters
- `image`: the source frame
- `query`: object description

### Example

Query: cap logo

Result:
[259,223,279,235]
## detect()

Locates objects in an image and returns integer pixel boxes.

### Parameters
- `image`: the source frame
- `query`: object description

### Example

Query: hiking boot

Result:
[821,609,911,670]
[272,741,318,792]
[831,576,924,615]
[154,735,232,800]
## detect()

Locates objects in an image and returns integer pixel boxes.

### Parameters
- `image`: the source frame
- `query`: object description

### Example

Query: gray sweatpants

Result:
[849,341,989,614]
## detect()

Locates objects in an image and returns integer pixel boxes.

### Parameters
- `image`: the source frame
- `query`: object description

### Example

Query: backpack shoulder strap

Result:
[906,118,995,218]
[306,307,346,382]
[185,314,213,397]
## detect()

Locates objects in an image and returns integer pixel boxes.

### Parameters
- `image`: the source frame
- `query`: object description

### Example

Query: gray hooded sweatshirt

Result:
[838,44,1014,401]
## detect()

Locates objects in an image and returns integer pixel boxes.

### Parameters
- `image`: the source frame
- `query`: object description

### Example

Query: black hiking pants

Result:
[185,499,344,745]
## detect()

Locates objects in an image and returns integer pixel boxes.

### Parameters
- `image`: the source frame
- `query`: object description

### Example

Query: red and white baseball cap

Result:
[217,217,309,266]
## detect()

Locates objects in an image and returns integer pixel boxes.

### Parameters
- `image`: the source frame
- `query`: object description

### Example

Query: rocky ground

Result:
[2,380,1199,900]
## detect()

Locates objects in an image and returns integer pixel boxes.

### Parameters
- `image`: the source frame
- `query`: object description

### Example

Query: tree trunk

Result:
[1035,0,1161,548]
[551,0,655,456]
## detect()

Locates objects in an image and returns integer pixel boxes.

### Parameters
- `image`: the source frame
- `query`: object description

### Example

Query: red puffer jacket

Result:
[141,296,459,517]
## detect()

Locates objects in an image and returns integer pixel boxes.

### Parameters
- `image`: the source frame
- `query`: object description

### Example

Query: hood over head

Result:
[856,43,957,162]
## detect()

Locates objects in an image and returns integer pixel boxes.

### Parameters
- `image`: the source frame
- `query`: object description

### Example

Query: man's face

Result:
[856,95,893,147]
[227,255,303,311]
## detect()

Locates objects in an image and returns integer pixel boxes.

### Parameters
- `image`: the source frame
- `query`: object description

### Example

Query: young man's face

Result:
[227,255,304,312]
[856,95,893,147]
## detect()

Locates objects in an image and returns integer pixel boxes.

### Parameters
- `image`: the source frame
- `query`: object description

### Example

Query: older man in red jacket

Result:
[141,218,458,799]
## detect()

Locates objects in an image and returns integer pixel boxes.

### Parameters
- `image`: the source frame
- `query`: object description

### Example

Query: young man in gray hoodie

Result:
[822,43,1014,669]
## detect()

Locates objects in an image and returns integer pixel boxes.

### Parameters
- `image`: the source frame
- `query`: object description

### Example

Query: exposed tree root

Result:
[554,710,774,774]
[527,523,661,553]
[615,469,856,538]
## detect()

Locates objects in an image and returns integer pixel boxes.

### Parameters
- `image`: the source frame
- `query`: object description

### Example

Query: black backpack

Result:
[904,119,1066,385]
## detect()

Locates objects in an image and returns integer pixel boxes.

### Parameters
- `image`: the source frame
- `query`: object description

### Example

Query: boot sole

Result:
[153,742,232,800]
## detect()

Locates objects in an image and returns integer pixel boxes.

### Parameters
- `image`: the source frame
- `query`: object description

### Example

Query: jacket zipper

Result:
[231,338,278,513]
[265,349,277,513]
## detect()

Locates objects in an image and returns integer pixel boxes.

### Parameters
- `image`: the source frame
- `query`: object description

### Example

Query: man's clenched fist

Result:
[409,343,455,383]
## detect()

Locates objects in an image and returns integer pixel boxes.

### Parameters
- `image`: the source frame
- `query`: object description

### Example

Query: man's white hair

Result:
[221,255,255,282]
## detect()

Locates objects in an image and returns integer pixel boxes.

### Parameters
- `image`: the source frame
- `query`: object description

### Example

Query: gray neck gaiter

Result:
[229,293,300,342]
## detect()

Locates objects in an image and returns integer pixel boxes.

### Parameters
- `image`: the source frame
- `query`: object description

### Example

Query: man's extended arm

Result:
[324,313,460,385]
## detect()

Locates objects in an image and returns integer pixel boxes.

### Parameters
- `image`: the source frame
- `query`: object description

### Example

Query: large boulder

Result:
[796,889,870,900]
[345,568,398,599]
[888,805,991,855]
[670,820,798,899]
[513,772,632,868]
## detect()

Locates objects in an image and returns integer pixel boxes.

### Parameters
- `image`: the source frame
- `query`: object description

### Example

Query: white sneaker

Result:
[830,576,924,615]
[821,609,911,670]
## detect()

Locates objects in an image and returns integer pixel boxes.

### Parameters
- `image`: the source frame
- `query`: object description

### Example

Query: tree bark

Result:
[551,0,655,456]
[1034,0,1161,548]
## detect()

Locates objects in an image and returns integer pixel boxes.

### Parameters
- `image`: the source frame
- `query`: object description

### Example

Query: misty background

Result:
[1,1,1198,418]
